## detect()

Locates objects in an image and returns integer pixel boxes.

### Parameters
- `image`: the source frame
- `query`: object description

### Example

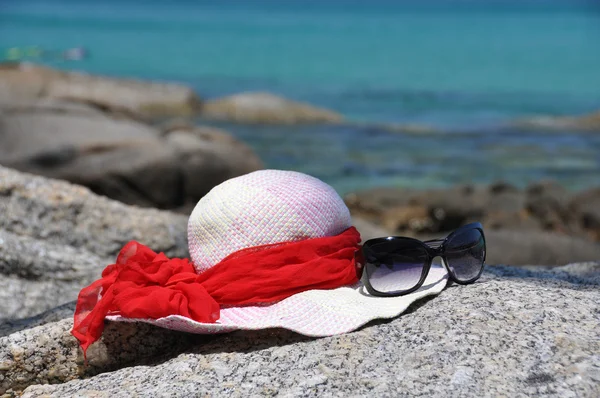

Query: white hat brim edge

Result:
[107,267,448,337]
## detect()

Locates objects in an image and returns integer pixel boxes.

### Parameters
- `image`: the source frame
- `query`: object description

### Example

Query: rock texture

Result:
[0,166,189,319]
[159,122,264,211]
[345,181,600,265]
[0,64,345,125]
[0,63,201,118]
[0,302,76,338]
[0,318,202,396]
[351,217,392,242]
[570,187,600,242]
[482,229,600,266]
[0,103,263,209]
[1,167,599,397]
[516,110,600,132]
[201,92,343,124]
[0,263,596,397]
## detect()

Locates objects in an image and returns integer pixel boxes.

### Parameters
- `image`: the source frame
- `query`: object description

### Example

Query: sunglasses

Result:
[356,222,486,297]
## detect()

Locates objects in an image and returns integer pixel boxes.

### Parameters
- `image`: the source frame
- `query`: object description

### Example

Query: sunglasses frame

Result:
[356,222,486,297]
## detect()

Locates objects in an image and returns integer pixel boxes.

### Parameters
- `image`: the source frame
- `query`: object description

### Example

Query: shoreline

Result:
[1,61,599,202]
[4,62,600,132]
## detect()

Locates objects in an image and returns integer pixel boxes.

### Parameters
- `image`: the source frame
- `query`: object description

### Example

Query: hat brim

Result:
[107,266,448,336]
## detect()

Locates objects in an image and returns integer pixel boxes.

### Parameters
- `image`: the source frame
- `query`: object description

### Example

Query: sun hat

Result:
[72,170,448,355]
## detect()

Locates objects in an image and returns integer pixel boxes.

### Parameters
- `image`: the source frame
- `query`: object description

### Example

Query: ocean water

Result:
[1,0,599,193]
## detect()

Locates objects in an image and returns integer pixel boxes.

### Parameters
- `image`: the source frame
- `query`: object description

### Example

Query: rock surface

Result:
[482,229,600,266]
[0,263,596,397]
[0,166,189,258]
[1,167,599,397]
[345,181,600,265]
[159,122,264,210]
[351,217,392,242]
[0,63,201,118]
[201,92,343,124]
[516,110,600,132]
[0,166,189,319]
[0,104,263,209]
[570,187,600,242]
[0,302,76,338]
[0,318,201,396]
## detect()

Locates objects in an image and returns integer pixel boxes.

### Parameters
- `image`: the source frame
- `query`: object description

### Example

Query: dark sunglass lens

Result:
[364,240,428,294]
[445,228,485,281]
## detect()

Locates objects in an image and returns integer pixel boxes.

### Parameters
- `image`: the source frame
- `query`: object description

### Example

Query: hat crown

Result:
[187,170,352,273]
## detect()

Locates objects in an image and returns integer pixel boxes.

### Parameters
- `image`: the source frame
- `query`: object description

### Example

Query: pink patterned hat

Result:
[103,170,447,337]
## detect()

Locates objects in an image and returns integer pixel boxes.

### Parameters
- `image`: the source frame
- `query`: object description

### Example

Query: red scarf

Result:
[72,227,361,356]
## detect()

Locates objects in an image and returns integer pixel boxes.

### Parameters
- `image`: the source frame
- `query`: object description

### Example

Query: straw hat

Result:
[105,170,447,336]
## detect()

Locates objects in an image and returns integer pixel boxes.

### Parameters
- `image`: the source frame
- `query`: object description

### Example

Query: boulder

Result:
[550,261,600,284]
[0,302,76,338]
[0,318,200,395]
[346,183,600,265]
[0,230,105,321]
[0,63,201,118]
[0,264,597,397]
[1,98,108,118]
[345,184,521,234]
[0,63,50,104]
[201,92,343,124]
[525,180,577,233]
[160,123,263,210]
[381,204,432,233]
[483,229,600,266]
[345,181,598,246]
[344,186,417,225]
[516,110,600,132]
[570,187,600,241]
[0,166,189,318]
[0,104,263,209]
[351,217,392,241]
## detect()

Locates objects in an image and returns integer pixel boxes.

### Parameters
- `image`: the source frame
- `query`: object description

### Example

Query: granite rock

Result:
[0,166,189,319]
[0,166,188,259]
[351,217,392,242]
[0,319,81,396]
[570,187,600,242]
[516,110,600,132]
[0,264,597,397]
[1,275,83,323]
[551,261,600,284]
[0,63,201,118]
[0,230,104,283]
[201,92,343,124]
[345,181,600,265]
[160,123,264,209]
[0,104,263,209]
[0,302,76,338]
[483,229,600,266]
[0,318,201,396]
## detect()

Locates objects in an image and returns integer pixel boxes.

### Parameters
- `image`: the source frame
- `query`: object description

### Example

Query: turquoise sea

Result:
[2,0,599,193]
